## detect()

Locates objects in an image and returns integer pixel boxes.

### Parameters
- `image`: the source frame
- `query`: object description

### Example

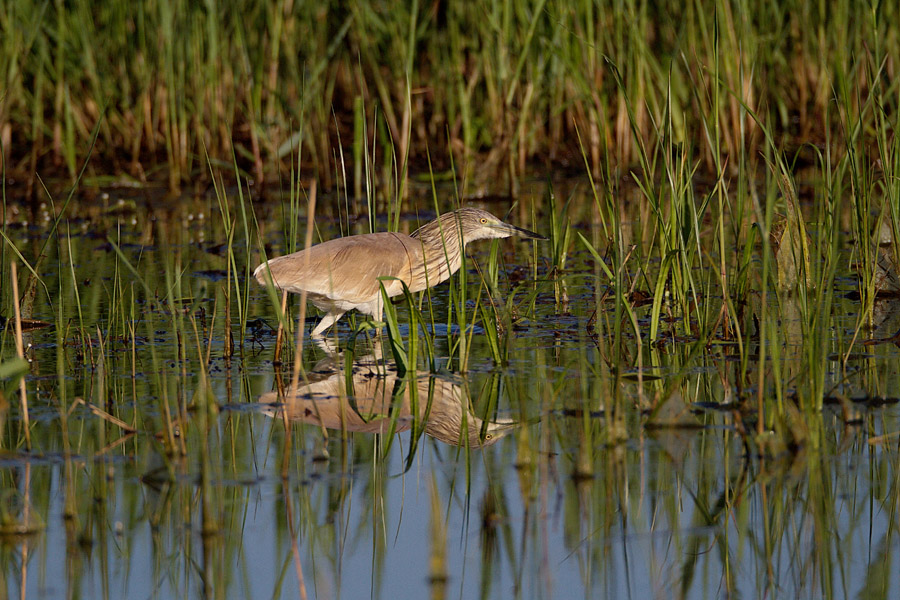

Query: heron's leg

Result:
[311,311,344,337]
[373,296,384,330]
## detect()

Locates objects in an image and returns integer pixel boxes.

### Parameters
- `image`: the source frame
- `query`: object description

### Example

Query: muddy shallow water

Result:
[2,180,900,599]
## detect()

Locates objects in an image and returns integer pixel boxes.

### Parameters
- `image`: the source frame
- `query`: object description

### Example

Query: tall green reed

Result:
[7,0,897,197]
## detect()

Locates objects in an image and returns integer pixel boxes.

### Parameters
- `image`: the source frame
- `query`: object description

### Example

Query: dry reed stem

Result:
[72,397,137,433]
[274,289,289,364]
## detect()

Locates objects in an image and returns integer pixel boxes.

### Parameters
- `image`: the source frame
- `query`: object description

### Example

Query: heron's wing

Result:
[256,232,424,302]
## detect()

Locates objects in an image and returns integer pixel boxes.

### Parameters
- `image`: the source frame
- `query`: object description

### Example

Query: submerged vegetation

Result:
[1,1,900,599]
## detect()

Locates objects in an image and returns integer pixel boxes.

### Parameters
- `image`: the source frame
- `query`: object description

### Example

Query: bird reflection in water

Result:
[259,339,516,447]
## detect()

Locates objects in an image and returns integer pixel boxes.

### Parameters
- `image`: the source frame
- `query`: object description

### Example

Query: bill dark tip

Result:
[512,224,547,240]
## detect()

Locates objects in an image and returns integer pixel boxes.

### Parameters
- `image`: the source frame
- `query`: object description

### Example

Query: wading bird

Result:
[254,207,545,337]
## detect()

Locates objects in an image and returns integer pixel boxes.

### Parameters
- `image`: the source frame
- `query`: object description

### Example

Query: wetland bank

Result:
[3,1,900,598]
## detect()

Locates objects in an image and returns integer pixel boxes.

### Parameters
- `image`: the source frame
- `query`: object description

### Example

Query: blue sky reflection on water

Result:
[4,190,900,599]
[19,408,899,599]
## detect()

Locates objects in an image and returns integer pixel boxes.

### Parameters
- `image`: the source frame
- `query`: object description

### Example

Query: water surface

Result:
[2,182,899,599]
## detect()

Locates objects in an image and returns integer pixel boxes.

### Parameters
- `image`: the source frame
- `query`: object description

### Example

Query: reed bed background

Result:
[0,0,897,197]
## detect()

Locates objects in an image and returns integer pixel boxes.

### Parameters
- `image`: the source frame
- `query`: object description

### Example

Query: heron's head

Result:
[434,208,546,244]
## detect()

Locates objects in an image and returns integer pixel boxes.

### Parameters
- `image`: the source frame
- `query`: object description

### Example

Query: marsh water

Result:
[2,179,900,600]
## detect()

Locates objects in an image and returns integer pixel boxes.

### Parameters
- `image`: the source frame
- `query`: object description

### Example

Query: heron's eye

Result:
[480,218,487,224]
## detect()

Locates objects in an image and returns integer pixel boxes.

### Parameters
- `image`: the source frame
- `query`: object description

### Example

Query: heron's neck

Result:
[410,217,467,287]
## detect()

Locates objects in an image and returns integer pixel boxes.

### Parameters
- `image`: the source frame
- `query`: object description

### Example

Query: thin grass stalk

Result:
[157,218,188,430]
[56,312,77,522]
[190,316,219,536]
[332,106,351,239]
[754,173,776,434]
[379,283,409,375]
[65,224,88,356]
[224,224,235,359]
[547,188,572,312]
[273,290,290,365]
[382,111,403,235]
[289,181,317,393]
[208,157,235,359]
[421,149,468,370]
[421,145,443,347]
[128,302,138,431]
[365,105,378,235]
[396,0,418,202]
[204,295,218,368]
[408,285,436,371]
[353,96,365,202]
[232,168,257,355]
[10,262,30,449]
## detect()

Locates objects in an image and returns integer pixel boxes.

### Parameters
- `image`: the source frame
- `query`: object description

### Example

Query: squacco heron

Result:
[254,207,545,337]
